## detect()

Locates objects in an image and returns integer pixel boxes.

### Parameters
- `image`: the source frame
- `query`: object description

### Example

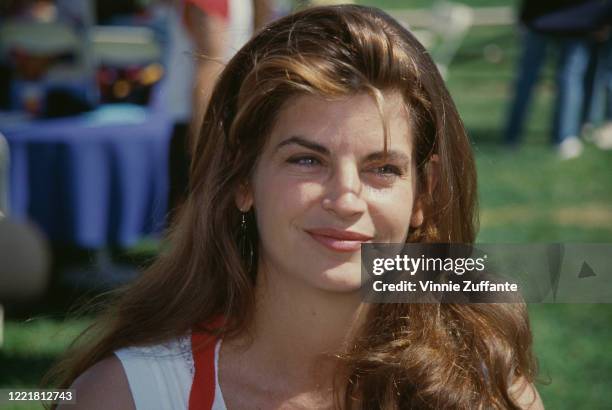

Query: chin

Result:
[315,268,363,293]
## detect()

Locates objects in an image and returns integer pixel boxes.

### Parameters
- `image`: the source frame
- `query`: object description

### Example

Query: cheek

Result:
[252,172,323,234]
[366,185,415,239]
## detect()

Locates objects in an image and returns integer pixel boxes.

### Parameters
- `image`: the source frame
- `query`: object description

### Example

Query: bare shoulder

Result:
[58,355,135,410]
[509,377,545,410]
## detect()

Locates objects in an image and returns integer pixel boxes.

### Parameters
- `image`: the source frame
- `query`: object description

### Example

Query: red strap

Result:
[189,317,225,409]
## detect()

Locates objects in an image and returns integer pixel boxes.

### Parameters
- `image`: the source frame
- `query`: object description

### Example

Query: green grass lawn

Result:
[2,6,612,410]
[449,25,612,410]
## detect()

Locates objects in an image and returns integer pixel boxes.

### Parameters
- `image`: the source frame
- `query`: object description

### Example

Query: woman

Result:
[51,5,544,409]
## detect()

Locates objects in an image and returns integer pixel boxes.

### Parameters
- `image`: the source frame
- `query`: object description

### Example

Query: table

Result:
[1,104,172,248]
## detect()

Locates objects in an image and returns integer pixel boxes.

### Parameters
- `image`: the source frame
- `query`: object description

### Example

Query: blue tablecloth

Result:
[1,105,173,248]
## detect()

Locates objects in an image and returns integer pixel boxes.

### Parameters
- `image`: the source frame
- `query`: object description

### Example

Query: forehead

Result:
[267,91,413,152]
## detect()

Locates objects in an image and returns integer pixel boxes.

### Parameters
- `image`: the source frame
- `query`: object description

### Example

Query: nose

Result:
[321,161,367,218]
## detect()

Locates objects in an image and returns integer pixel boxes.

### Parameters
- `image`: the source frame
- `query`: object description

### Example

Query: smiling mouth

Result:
[305,228,373,253]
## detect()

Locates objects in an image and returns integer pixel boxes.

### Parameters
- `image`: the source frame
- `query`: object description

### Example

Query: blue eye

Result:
[373,164,403,176]
[287,156,321,167]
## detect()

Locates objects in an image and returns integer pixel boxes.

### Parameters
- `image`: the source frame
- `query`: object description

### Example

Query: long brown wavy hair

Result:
[46,5,537,409]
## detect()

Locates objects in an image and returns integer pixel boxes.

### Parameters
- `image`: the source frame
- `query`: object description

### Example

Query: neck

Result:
[225,261,366,390]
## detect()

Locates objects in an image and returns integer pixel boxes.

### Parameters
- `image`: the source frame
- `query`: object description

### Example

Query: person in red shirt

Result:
[168,0,274,221]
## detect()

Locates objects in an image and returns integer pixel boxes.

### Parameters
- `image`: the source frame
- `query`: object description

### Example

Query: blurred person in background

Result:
[502,1,550,149]
[166,0,274,221]
[503,0,612,159]
[584,27,612,149]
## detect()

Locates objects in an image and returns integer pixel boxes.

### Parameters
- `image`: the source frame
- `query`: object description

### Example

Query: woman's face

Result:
[237,92,424,292]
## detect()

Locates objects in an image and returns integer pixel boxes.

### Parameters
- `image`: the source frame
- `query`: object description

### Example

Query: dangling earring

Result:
[238,210,254,273]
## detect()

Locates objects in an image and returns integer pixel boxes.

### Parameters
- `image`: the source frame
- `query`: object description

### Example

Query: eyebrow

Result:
[274,135,411,164]
[363,151,411,164]
[275,136,329,155]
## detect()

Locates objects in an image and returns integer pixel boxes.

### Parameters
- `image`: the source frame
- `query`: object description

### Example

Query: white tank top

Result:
[114,336,227,410]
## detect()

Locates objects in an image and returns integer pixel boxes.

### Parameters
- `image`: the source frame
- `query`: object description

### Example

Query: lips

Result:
[305,228,373,253]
